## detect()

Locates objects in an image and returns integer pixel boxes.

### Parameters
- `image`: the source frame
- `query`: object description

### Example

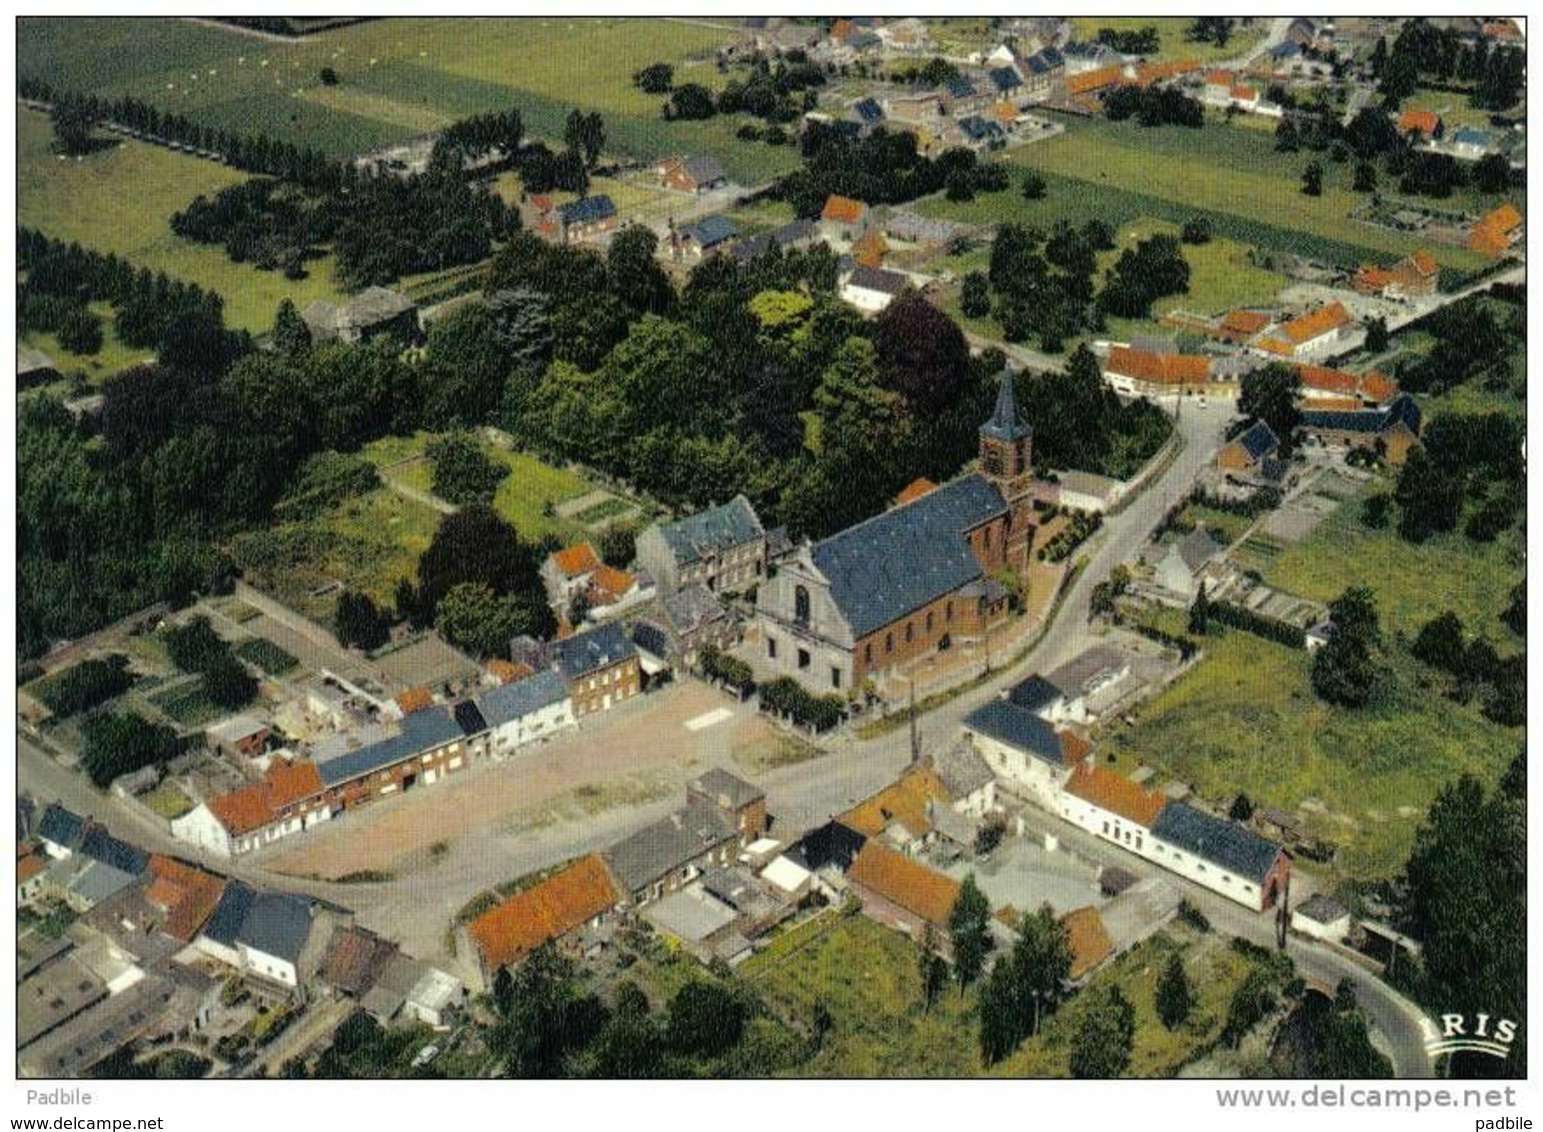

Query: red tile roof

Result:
[1397,109,1441,137]
[1204,69,1234,86]
[551,543,601,578]
[486,659,535,685]
[1230,84,1258,101]
[17,854,46,884]
[1061,906,1114,979]
[848,840,961,927]
[1105,347,1212,386]
[1220,309,1271,337]
[822,194,869,225]
[839,766,952,840]
[1277,302,1350,345]
[1066,65,1126,95]
[896,477,937,506]
[585,565,636,606]
[1064,761,1169,828]
[208,759,325,837]
[145,855,227,941]
[467,854,622,972]
[1469,202,1523,254]
[395,686,434,715]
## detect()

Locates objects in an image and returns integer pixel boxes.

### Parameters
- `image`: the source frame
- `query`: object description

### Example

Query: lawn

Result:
[749,912,984,1077]
[1068,17,1269,65]
[20,302,153,388]
[1102,624,1521,880]
[1261,480,1523,646]
[18,16,798,184]
[1401,85,1502,134]
[234,637,300,677]
[140,781,195,820]
[147,679,227,728]
[992,927,1263,1078]
[18,107,352,335]
[923,113,1506,275]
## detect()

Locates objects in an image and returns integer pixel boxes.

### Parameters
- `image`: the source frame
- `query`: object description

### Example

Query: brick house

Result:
[515,622,642,718]
[1300,392,1423,465]
[755,375,1035,694]
[656,153,728,193]
[604,770,764,905]
[1216,421,1280,474]
[846,840,961,955]
[551,195,617,244]
[635,494,766,596]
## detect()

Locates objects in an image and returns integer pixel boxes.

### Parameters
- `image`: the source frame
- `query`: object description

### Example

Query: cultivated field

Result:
[1067,16,1269,65]
[18,16,799,184]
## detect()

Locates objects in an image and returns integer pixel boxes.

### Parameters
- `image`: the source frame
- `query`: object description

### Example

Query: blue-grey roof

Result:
[810,474,1005,638]
[980,371,1031,443]
[654,495,764,566]
[553,623,637,681]
[729,219,816,261]
[1038,46,1064,68]
[679,154,727,184]
[788,819,867,872]
[476,670,569,727]
[79,825,149,876]
[959,115,1005,141]
[39,804,85,849]
[682,215,738,248]
[963,698,1067,766]
[845,264,909,295]
[1151,803,1283,883]
[1453,127,1492,147]
[558,194,616,225]
[853,97,884,122]
[604,798,736,895]
[631,620,674,659]
[989,66,1023,91]
[945,75,978,98]
[1007,674,1065,714]
[66,859,138,905]
[1302,393,1420,437]
[1271,41,1302,58]
[661,584,730,636]
[1234,421,1280,462]
[453,700,487,736]
[204,881,313,964]
[317,707,468,787]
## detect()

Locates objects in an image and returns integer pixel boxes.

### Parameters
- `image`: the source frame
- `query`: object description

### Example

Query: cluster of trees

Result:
[1397,751,1525,1077]
[981,219,1109,351]
[1103,86,1205,129]
[19,76,344,191]
[162,617,258,710]
[1310,587,1381,708]
[433,108,526,167]
[1187,17,1234,46]
[1395,295,1522,398]
[759,676,845,730]
[171,178,327,279]
[1410,611,1523,726]
[426,433,509,506]
[334,590,392,652]
[1393,410,1524,544]
[481,944,760,1077]
[661,56,825,126]
[887,56,961,88]
[977,902,1074,1066]
[1099,231,1192,319]
[1094,25,1160,54]
[699,643,755,694]
[32,655,134,718]
[1372,19,1525,111]
[779,123,1009,215]
[1239,363,1303,456]
[80,712,181,787]
[18,287,103,356]
[19,228,244,357]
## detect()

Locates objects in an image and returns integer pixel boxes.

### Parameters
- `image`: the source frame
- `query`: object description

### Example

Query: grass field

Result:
[922,114,1510,276]
[1104,620,1520,879]
[140,781,195,820]
[1261,479,1523,646]
[1068,17,1269,65]
[18,107,351,335]
[361,432,596,542]
[20,301,153,387]
[1400,85,1501,134]
[18,16,798,184]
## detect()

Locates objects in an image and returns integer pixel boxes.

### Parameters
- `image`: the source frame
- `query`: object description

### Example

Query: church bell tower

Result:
[979,370,1035,571]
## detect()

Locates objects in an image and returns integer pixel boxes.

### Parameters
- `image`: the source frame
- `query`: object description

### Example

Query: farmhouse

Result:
[838,765,953,853]
[635,494,766,596]
[1297,364,1399,407]
[552,195,618,244]
[472,669,574,757]
[1101,346,1220,398]
[1299,392,1423,464]
[1150,802,1290,912]
[207,714,271,761]
[1351,250,1439,299]
[515,622,641,718]
[1468,203,1523,256]
[656,153,728,194]
[172,757,329,858]
[755,378,1035,694]
[729,218,817,262]
[141,855,227,942]
[1217,421,1280,474]
[1058,761,1169,862]
[316,704,480,806]
[1146,526,1227,600]
[541,541,603,608]
[1255,302,1353,358]
[460,853,622,990]
[840,264,911,313]
[961,698,1084,810]
[846,840,961,955]
[675,215,738,259]
[302,287,419,346]
[820,194,870,240]
[1396,108,1442,139]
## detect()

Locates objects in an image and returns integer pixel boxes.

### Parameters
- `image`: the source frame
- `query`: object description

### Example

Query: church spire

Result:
[980,369,1030,442]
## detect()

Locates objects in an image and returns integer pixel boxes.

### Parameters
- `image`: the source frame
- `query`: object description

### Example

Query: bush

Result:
[1181,217,1212,245]
[33,655,134,717]
[758,676,844,731]
[1210,601,1307,649]
[58,306,104,355]
[80,712,181,787]
[700,643,755,694]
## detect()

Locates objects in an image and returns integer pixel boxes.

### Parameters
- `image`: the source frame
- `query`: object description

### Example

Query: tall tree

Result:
[271,298,312,362]
[872,288,972,418]
[1311,586,1381,707]
[1240,362,1303,454]
[948,873,992,990]
[1155,952,1195,1030]
[1069,985,1136,1078]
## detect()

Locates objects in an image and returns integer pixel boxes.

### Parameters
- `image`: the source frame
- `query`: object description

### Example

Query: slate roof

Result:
[1302,392,1421,436]
[963,698,1068,766]
[661,584,731,637]
[654,495,764,566]
[78,824,149,876]
[810,473,1005,638]
[631,621,673,660]
[844,264,910,296]
[316,707,470,788]
[681,215,738,249]
[958,115,1006,142]
[853,97,885,122]
[785,820,868,873]
[1007,674,1066,714]
[1295,893,1350,925]
[728,219,816,261]
[203,881,314,964]
[604,799,737,895]
[38,804,85,850]
[1452,126,1492,147]
[1172,526,1225,573]
[989,66,1023,92]
[689,767,764,811]
[1232,421,1280,462]
[945,75,978,99]
[980,370,1031,442]
[557,194,616,226]
[1151,803,1283,883]
[884,210,959,244]
[678,154,727,184]
[552,622,637,681]
[934,743,995,800]
[475,670,569,728]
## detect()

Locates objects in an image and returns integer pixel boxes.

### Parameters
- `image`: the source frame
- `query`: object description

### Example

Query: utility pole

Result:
[1275,868,1290,951]
[908,678,921,765]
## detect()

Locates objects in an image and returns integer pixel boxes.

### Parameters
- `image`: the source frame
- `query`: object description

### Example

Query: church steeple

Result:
[980,369,1030,444]
[978,370,1036,571]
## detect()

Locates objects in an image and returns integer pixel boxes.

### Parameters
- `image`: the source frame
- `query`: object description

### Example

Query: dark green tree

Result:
[271,298,312,362]
[1301,160,1324,196]
[335,590,391,651]
[1070,985,1136,1078]
[1311,586,1381,707]
[1155,952,1194,1030]
[948,873,992,990]
[427,433,508,506]
[1239,362,1302,453]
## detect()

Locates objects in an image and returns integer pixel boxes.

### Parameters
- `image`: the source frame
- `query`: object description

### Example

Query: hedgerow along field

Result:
[17,16,800,184]
[922,112,1512,276]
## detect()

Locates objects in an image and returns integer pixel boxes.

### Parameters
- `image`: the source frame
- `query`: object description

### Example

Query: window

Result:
[983,448,1002,476]
[794,584,811,626]
[984,526,993,549]
[925,611,934,633]
[797,648,811,670]
[865,643,873,664]
[1102,821,1109,836]
[886,632,894,653]
[767,637,778,659]
[905,622,915,644]
[831,667,841,689]
[946,601,954,622]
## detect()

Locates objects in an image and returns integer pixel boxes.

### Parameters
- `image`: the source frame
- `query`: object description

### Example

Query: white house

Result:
[840,265,911,314]
[1145,527,1226,600]
[196,882,319,989]
[470,670,575,758]
[169,759,330,858]
[1292,893,1353,943]
[1053,470,1125,514]
[934,743,997,818]
[1149,802,1291,912]
[1057,761,1169,863]
[961,698,1082,810]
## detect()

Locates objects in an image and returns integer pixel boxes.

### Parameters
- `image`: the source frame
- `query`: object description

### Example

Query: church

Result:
[754,373,1037,695]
